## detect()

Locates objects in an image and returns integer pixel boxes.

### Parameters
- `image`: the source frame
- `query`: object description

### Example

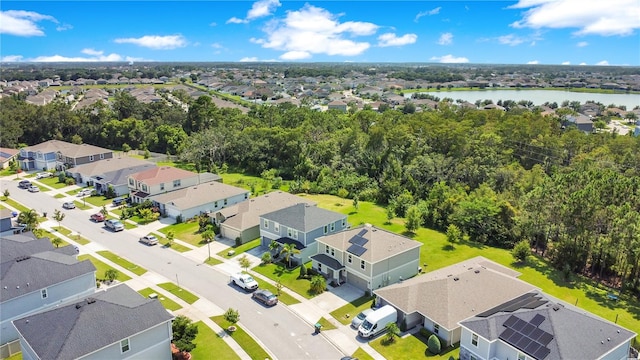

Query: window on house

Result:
[342,219,346,227]
[142,184,148,192]
[100,153,104,159]
[120,338,130,353]
[244,193,248,199]
[224,199,228,205]
[160,183,165,191]
[331,248,335,256]
[325,245,330,254]
[472,333,478,346]
[89,155,94,161]
[433,324,439,334]
[517,353,526,360]
[274,223,279,232]
[348,254,352,263]
[129,178,134,186]
[173,180,181,187]
[330,223,335,231]
[360,260,365,270]
[318,263,322,272]
[263,219,269,229]
[214,201,218,208]
[324,225,328,234]
[41,288,48,299]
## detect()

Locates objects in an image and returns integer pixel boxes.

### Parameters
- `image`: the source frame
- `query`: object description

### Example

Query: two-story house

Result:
[66,156,155,188]
[0,233,96,353]
[312,224,422,292]
[459,291,636,360]
[18,140,113,171]
[13,284,174,360]
[260,203,348,265]
[127,166,219,204]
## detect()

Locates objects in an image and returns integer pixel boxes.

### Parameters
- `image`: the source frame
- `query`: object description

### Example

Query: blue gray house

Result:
[0,233,96,351]
[13,284,174,360]
[260,203,348,264]
[18,140,113,171]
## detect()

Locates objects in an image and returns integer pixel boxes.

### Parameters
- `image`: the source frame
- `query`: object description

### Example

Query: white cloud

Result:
[247,0,281,20]
[226,17,247,24]
[596,60,610,65]
[1,55,24,62]
[437,32,453,45]
[211,43,223,49]
[562,61,571,65]
[254,4,378,59]
[114,35,187,50]
[280,51,311,60]
[11,49,150,62]
[56,23,72,31]
[81,48,104,56]
[527,60,539,64]
[209,22,217,27]
[415,7,441,22]
[377,33,417,47]
[430,54,469,63]
[577,41,588,47]
[0,10,58,36]
[239,57,280,62]
[498,34,525,46]
[510,0,640,36]
[579,62,587,65]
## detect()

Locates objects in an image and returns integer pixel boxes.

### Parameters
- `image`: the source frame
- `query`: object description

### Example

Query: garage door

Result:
[346,272,368,292]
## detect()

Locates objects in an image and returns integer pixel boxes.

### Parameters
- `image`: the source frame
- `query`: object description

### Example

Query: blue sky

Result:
[1,1,639,65]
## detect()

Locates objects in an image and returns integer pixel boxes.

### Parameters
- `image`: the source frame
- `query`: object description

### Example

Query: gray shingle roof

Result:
[97,163,157,186]
[72,157,154,177]
[261,203,346,232]
[13,284,174,360]
[310,253,345,270]
[461,291,636,360]
[1,233,48,263]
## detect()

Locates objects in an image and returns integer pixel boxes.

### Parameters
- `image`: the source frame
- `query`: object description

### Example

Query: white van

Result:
[358,305,398,339]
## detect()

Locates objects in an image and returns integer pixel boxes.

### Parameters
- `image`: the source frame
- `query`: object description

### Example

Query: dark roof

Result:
[460,291,636,360]
[13,284,174,359]
[96,163,157,186]
[275,237,306,250]
[1,233,51,263]
[261,203,345,233]
[310,253,345,270]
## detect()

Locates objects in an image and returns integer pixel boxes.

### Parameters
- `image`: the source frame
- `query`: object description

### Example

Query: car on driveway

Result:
[77,189,93,197]
[351,309,373,329]
[18,180,32,189]
[252,289,278,306]
[90,213,105,222]
[36,172,52,179]
[28,185,40,193]
[139,235,159,246]
[62,202,76,209]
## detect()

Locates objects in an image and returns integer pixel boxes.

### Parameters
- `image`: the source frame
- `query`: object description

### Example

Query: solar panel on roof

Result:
[522,323,535,336]
[347,243,367,256]
[357,229,368,237]
[499,327,515,341]
[503,315,518,328]
[516,336,532,349]
[532,346,550,360]
[349,235,368,246]
[530,314,545,326]
[538,332,553,345]
[524,341,540,355]
[512,319,527,331]
[524,299,548,309]
[530,328,544,341]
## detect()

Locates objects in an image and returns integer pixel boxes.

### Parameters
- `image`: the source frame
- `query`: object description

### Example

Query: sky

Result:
[1,0,639,65]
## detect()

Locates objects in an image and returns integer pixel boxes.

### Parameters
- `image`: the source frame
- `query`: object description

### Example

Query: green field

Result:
[157,282,199,304]
[37,177,69,189]
[190,321,240,360]
[252,262,315,299]
[96,250,147,276]
[1,198,29,213]
[211,316,271,360]
[159,221,203,247]
[137,287,182,311]
[78,254,131,282]
[217,238,260,259]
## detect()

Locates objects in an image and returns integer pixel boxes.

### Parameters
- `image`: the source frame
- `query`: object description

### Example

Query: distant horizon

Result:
[1,1,639,66]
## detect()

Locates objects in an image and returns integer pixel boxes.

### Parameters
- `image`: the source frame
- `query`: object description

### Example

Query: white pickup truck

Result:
[230,273,258,291]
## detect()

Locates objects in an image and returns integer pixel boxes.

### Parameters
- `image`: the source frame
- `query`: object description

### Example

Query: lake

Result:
[407,89,640,110]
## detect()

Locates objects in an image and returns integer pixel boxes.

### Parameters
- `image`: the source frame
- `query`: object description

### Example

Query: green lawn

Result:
[96,250,147,276]
[38,229,69,248]
[78,254,132,282]
[211,316,271,360]
[4,352,21,360]
[66,188,82,196]
[84,195,112,207]
[316,317,337,331]
[352,348,374,360]
[1,198,29,213]
[37,176,68,189]
[252,262,314,299]
[55,226,90,245]
[54,193,65,199]
[157,282,199,304]
[205,257,223,265]
[55,226,72,236]
[144,233,191,253]
[158,221,205,247]
[371,331,459,360]
[217,238,261,259]
[220,173,291,194]
[72,200,92,210]
[190,321,241,360]
[330,295,375,326]
[123,221,138,230]
[253,277,300,305]
[137,287,182,311]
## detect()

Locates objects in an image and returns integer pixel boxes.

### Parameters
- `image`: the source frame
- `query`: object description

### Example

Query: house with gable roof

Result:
[18,140,113,171]
[313,224,422,291]
[0,148,19,169]
[127,166,219,204]
[0,232,96,348]
[13,284,173,360]
[66,156,155,188]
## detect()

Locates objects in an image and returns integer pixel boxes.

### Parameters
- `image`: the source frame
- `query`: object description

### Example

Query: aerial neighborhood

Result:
[0,63,638,360]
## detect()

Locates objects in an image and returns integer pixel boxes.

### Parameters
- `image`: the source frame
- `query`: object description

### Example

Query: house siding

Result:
[370,247,420,290]
[459,329,492,360]
[79,321,172,360]
[168,192,248,220]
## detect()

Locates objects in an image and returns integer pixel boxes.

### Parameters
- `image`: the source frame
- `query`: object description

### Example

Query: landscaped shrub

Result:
[235,237,242,247]
[419,328,430,338]
[427,334,441,355]
[261,252,272,264]
[299,264,308,278]
[223,308,239,324]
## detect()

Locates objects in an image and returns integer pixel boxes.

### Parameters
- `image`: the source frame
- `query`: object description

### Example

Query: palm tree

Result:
[385,322,401,343]
[280,243,300,268]
[269,239,280,255]
[17,209,39,232]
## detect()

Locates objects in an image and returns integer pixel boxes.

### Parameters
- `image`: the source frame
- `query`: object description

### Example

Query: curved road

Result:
[2,178,344,360]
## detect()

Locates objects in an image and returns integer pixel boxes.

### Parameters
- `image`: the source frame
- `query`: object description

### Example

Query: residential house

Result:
[327,100,348,112]
[127,166,219,204]
[214,191,316,244]
[374,257,537,346]
[13,284,174,360]
[0,233,96,349]
[151,181,249,220]
[459,291,636,360]
[18,140,113,171]
[312,224,422,291]
[564,113,594,133]
[0,209,25,238]
[260,203,348,264]
[66,156,155,188]
[0,148,19,169]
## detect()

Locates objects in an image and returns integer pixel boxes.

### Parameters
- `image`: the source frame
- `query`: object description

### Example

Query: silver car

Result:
[139,235,159,246]
[351,309,373,328]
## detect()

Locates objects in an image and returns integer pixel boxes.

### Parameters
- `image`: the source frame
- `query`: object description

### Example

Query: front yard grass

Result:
[96,250,147,276]
[205,257,223,265]
[252,277,300,305]
[157,282,199,304]
[37,176,68,189]
[55,226,90,245]
[211,316,271,360]
[316,317,337,331]
[54,193,65,199]
[217,238,260,258]
[370,331,459,360]
[147,233,190,253]
[158,221,204,247]
[252,262,314,299]
[78,254,132,282]
[38,229,68,248]
[84,195,111,207]
[137,287,182,311]
[330,295,375,326]
[72,200,92,211]
[352,348,374,360]
[190,321,240,360]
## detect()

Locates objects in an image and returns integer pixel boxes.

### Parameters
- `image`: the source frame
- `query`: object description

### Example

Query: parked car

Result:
[351,308,373,329]
[230,273,259,291]
[28,185,40,193]
[35,172,52,179]
[105,219,124,232]
[139,235,159,246]
[62,202,76,209]
[112,197,125,206]
[77,189,93,197]
[252,289,278,306]
[90,213,105,222]
[18,180,32,189]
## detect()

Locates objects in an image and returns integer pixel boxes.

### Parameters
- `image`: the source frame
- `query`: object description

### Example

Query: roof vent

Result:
[552,305,560,311]
[75,303,82,309]
[87,298,96,304]
[601,341,604,344]
[607,338,610,341]
[453,277,459,281]
[16,286,19,289]
[3,286,6,290]
[474,270,480,274]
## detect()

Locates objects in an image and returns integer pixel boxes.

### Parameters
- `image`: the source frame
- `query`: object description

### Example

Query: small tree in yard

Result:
[104,269,119,283]
[280,243,300,268]
[224,308,240,324]
[405,205,421,233]
[201,229,215,245]
[3,189,9,199]
[53,209,65,229]
[385,322,401,343]
[100,205,108,217]
[275,279,283,296]
[310,275,326,294]
[512,239,532,263]
[172,315,198,354]
[261,251,272,264]
[51,237,62,248]
[427,334,442,354]
[299,263,308,278]
[238,254,251,272]
[446,224,462,247]
[166,230,175,247]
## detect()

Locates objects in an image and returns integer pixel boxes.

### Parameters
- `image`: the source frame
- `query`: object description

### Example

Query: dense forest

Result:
[1,92,639,296]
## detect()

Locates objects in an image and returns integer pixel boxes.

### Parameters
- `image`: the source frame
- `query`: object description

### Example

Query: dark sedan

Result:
[251,289,278,306]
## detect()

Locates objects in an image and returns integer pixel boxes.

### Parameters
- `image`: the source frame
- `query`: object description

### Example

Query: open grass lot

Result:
[96,250,147,276]
[330,295,375,326]
[217,238,261,259]
[37,176,69,189]
[211,316,271,360]
[371,331,460,360]
[78,254,132,282]
[137,287,182,311]
[158,221,205,247]
[157,282,199,304]
[221,172,291,194]
[190,321,240,360]
[252,277,300,305]
[84,195,111,207]
[252,262,315,299]
[1,198,29,213]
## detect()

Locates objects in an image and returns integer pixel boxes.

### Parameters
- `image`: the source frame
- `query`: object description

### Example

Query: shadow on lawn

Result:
[511,256,577,290]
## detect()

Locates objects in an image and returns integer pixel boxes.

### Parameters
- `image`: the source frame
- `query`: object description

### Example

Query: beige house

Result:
[374,256,537,346]
[127,166,219,204]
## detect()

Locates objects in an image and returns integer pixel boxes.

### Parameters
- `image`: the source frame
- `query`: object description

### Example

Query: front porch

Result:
[310,253,346,287]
